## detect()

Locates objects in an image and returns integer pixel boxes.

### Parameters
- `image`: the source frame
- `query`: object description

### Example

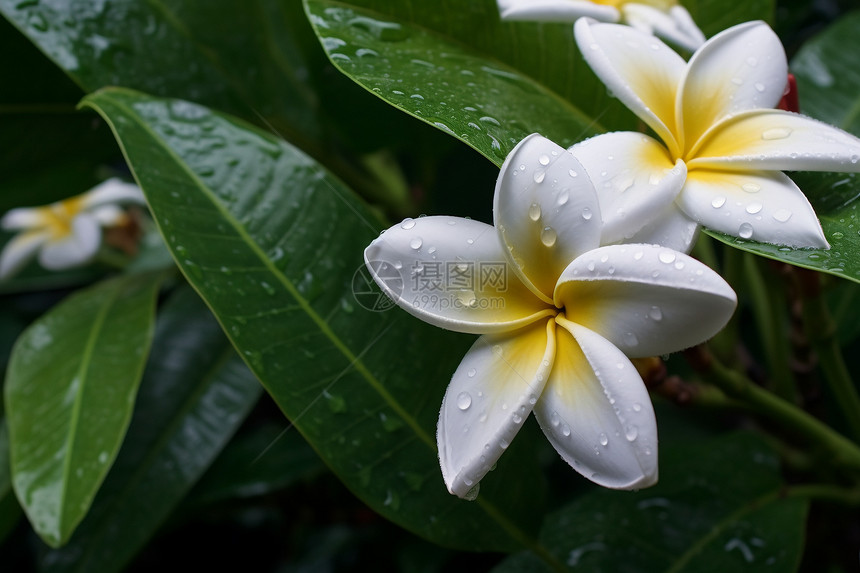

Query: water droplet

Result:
[633,251,644,260]
[457,392,472,410]
[558,190,570,205]
[754,82,766,93]
[746,202,763,214]
[561,424,571,437]
[742,183,761,193]
[625,425,639,441]
[538,154,550,166]
[467,368,476,378]
[540,226,557,247]
[533,170,546,184]
[568,169,578,178]
[623,332,639,347]
[410,237,423,250]
[550,411,560,426]
[582,207,593,221]
[738,222,754,239]
[528,202,542,221]
[464,483,480,501]
[712,196,726,208]
[649,306,663,321]
[587,261,596,272]
[658,251,676,264]
[512,413,523,424]
[401,218,416,229]
[633,402,642,412]
[731,77,743,86]
[761,127,791,140]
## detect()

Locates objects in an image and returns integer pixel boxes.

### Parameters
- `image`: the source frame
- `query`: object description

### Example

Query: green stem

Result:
[785,483,860,506]
[687,346,860,472]
[743,254,796,402]
[799,271,860,441]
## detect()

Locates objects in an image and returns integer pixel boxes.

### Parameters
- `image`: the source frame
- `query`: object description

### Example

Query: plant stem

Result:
[785,483,860,506]
[686,345,860,472]
[742,254,796,402]
[798,270,860,441]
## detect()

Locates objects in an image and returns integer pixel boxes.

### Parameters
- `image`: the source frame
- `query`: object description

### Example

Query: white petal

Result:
[0,231,50,280]
[498,0,618,22]
[574,18,685,157]
[555,244,737,357]
[621,4,704,53]
[534,319,657,489]
[624,202,700,253]
[494,134,603,301]
[679,21,787,153]
[1,207,48,231]
[678,169,829,248]
[569,132,685,245]
[364,216,554,335]
[90,205,127,227]
[80,178,145,210]
[38,213,102,270]
[438,319,555,498]
[689,110,860,173]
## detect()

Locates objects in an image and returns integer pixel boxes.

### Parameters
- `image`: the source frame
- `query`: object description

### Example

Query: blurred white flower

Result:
[570,19,860,251]
[497,0,705,51]
[364,134,736,498]
[0,178,145,279]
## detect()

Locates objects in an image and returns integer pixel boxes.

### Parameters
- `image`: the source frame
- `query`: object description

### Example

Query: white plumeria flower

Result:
[497,0,705,52]
[0,178,145,279]
[365,134,736,498]
[571,19,860,252]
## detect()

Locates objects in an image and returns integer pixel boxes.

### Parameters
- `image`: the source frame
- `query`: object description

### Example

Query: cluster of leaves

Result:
[0,0,858,571]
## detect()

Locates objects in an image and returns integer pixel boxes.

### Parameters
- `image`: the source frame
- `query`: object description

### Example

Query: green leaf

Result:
[0,420,22,544]
[792,11,860,138]
[38,285,263,573]
[305,0,602,166]
[495,433,809,573]
[4,271,164,547]
[185,421,324,508]
[81,87,548,554]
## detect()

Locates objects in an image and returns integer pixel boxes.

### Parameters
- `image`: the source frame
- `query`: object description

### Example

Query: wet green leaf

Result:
[81,87,547,553]
[186,422,324,508]
[38,286,262,573]
[496,433,808,573]
[305,0,602,165]
[4,271,164,546]
[0,421,22,544]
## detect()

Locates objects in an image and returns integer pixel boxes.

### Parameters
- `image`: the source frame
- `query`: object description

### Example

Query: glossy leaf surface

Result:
[81,87,546,553]
[5,271,163,546]
[39,286,263,573]
[495,433,808,573]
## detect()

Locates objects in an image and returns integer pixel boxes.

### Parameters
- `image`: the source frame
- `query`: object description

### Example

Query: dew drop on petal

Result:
[558,190,570,205]
[742,183,761,193]
[773,209,792,223]
[540,226,557,247]
[550,411,560,427]
[581,207,593,221]
[467,368,477,378]
[711,196,726,208]
[746,202,763,214]
[538,154,550,166]
[561,424,571,437]
[658,251,676,264]
[534,170,546,183]
[738,222,754,239]
[633,402,642,412]
[457,392,472,410]
[401,218,416,230]
[761,127,791,140]
[569,169,578,178]
[754,82,766,93]
[623,332,639,347]
[599,433,609,446]
[625,425,639,441]
[528,202,542,221]
[649,306,662,321]
[410,237,423,250]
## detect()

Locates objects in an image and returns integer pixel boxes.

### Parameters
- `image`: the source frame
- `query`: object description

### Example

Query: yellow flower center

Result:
[36,196,86,240]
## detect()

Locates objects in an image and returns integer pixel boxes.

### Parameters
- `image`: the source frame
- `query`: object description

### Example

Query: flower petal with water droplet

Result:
[364,215,554,334]
[555,244,737,357]
[679,169,829,248]
[438,319,555,498]
[496,0,618,23]
[569,132,686,245]
[533,319,657,489]
[494,134,602,302]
